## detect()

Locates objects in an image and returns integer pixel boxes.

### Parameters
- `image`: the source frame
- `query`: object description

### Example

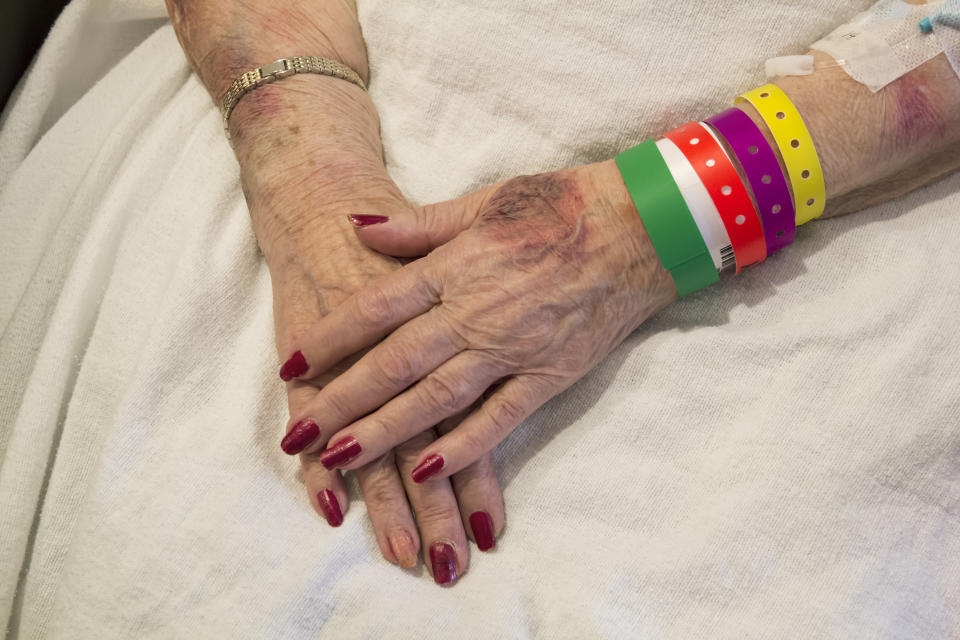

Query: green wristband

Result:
[615,139,718,297]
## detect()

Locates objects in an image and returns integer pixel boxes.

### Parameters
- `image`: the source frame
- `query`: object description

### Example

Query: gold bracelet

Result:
[219,56,367,143]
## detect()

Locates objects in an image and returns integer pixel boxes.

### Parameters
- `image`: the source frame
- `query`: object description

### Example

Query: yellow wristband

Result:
[736,84,825,225]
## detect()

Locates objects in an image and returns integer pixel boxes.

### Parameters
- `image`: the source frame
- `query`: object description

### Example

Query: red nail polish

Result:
[348,214,390,227]
[411,454,444,483]
[319,436,362,469]
[429,542,458,585]
[317,489,344,527]
[469,511,496,551]
[279,350,308,381]
[280,419,320,455]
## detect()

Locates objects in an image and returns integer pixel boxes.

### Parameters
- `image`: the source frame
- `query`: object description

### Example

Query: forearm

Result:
[164,0,392,265]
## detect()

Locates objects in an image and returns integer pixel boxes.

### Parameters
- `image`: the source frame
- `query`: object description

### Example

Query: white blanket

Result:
[2,1,959,637]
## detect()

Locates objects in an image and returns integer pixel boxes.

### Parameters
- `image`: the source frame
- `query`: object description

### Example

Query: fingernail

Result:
[279,350,308,381]
[469,511,496,551]
[389,530,418,568]
[348,214,390,227]
[429,542,458,585]
[280,419,320,455]
[319,436,362,469]
[411,454,444,483]
[317,489,343,527]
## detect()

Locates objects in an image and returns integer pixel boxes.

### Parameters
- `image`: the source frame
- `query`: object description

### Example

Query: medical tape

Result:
[615,140,719,296]
[663,122,767,272]
[655,138,735,274]
[811,0,947,92]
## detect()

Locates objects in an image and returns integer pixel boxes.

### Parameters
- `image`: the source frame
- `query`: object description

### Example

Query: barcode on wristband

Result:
[720,244,736,273]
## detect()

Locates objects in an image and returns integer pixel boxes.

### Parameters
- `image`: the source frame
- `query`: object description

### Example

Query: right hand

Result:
[231,74,504,584]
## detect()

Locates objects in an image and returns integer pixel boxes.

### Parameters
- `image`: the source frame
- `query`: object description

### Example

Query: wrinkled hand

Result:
[234,76,504,583]
[281,160,678,483]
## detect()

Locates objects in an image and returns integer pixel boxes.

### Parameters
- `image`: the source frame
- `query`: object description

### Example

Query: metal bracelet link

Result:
[220,55,367,143]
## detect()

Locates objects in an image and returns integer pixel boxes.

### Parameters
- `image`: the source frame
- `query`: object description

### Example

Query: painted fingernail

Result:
[319,436,362,469]
[390,530,418,568]
[348,214,390,227]
[411,454,444,483]
[429,542,458,585]
[469,511,496,551]
[279,350,308,381]
[280,419,320,455]
[317,489,343,527]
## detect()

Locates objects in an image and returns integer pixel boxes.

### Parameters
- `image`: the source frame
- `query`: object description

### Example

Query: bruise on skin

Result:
[885,70,949,149]
[482,173,585,225]
[476,173,590,266]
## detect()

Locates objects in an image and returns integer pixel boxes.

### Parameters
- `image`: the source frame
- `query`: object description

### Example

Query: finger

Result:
[289,309,463,456]
[277,260,439,382]
[407,375,556,483]
[437,411,505,552]
[286,361,349,527]
[300,451,349,528]
[316,350,507,471]
[396,431,469,585]
[349,182,502,257]
[353,450,420,568]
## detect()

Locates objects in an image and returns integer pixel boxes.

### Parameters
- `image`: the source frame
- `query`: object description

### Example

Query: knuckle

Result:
[320,388,354,424]
[363,416,405,444]
[412,501,459,528]
[486,394,526,436]
[418,373,462,415]
[360,473,403,509]
[376,344,420,389]
[457,426,491,456]
[355,286,394,328]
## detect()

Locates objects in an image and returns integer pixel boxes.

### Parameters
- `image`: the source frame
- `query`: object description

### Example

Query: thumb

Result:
[349,182,501,257]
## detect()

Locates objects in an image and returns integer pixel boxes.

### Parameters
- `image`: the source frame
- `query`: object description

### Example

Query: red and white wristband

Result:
[663,121,767,272]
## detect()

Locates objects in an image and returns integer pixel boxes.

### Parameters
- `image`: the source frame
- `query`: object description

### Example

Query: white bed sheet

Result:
[1,1,959,638]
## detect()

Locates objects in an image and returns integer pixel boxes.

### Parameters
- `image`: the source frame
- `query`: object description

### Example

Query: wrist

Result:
[587,159,680,315]
[228,73,382,161]
[226,73,394,261]
[763,52,960,217]
[167,0,370,102]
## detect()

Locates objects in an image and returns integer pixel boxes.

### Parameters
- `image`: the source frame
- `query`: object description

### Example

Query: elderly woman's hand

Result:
[226,76,503,584]
[280,160,679,482]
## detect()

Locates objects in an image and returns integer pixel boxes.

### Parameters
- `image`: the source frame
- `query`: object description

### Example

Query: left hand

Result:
[281,160,679,482]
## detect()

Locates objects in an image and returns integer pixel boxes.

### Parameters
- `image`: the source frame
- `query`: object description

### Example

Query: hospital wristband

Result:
[615,139,718,296]
[705,107,797,254]
[736,84,826,225]
[663,122,767,272]
[655,138,735,273]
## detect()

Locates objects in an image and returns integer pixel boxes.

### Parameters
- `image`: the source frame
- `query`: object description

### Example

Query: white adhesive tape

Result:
[812,0,946,92]
[765,55,815,78]
[655,138,734,273]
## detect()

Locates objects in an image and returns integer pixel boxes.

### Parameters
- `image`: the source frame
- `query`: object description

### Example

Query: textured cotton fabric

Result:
[2,1,959,638]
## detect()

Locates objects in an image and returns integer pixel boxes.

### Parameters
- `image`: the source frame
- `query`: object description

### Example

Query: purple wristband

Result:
[705,108,796,255]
